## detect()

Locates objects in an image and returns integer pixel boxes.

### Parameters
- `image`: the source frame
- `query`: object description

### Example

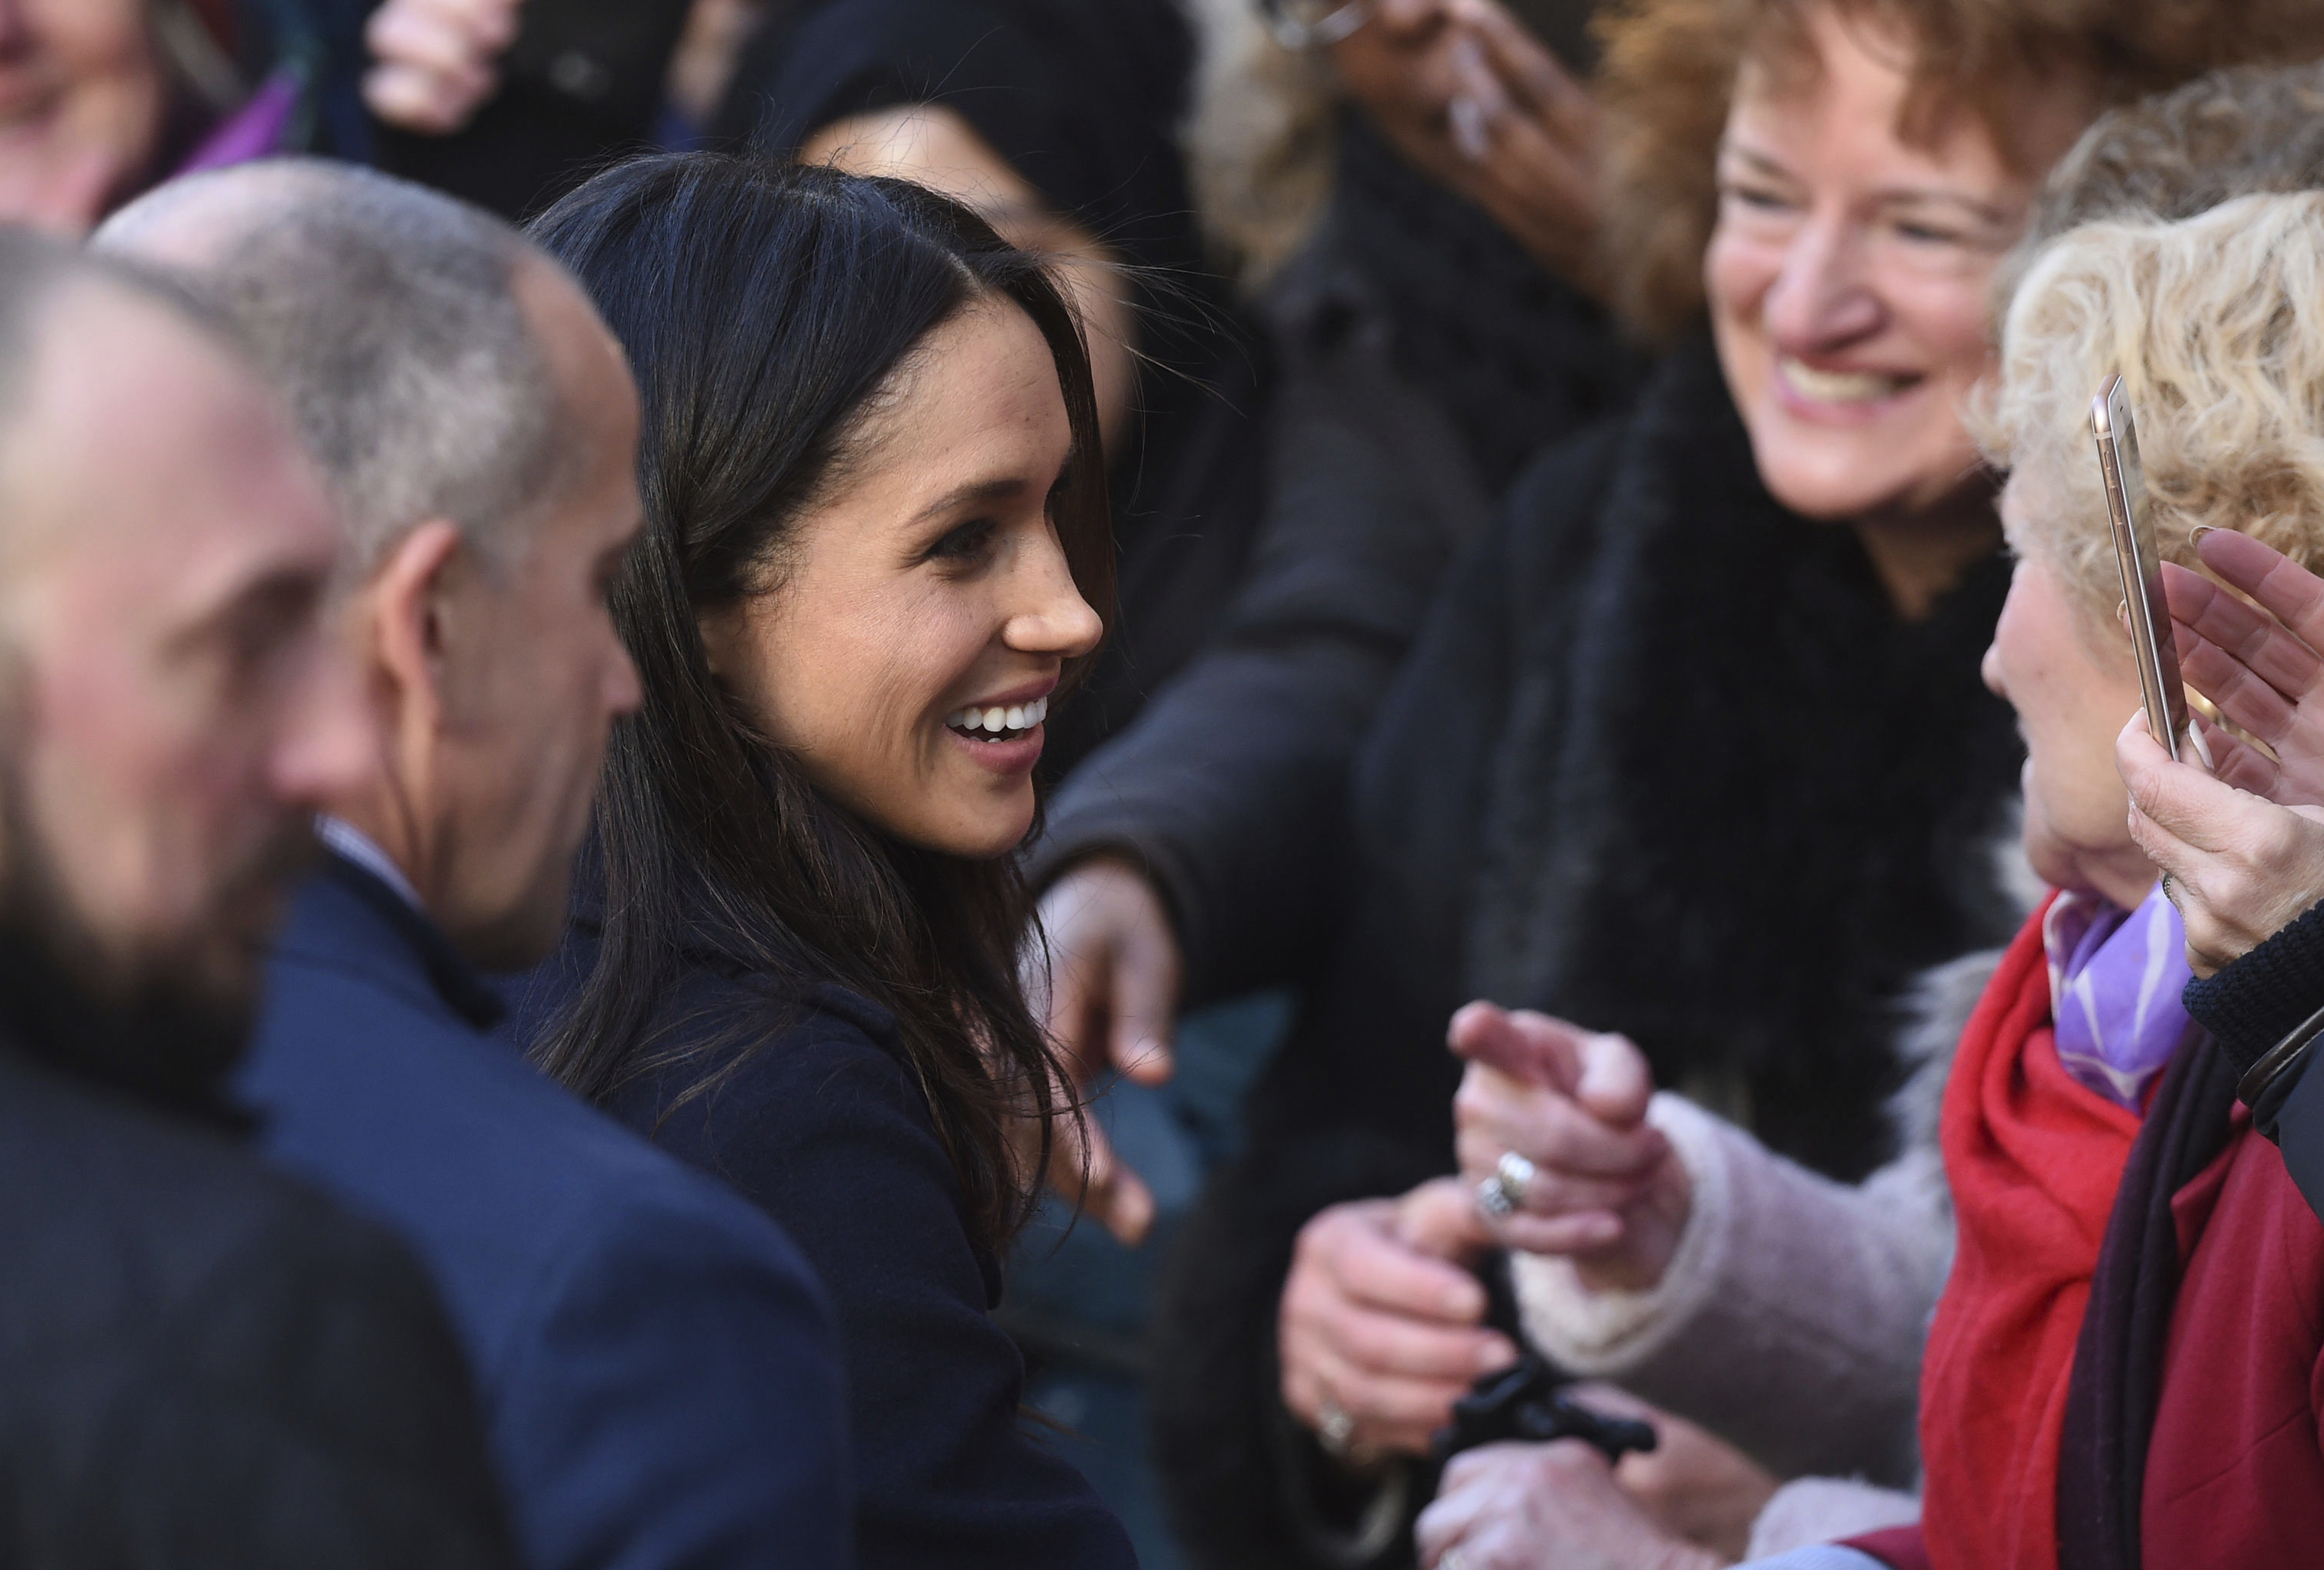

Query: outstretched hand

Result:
[1448,1002,1690,1290]
[1025,858,1180,1244]
[2162,528,2324,806]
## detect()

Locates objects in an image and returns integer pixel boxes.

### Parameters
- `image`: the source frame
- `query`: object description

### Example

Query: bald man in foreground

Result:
[0,231,516,1565]
[99,163,848,1570]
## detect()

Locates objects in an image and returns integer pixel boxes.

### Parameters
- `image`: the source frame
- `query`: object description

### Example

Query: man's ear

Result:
[366,520,468,727]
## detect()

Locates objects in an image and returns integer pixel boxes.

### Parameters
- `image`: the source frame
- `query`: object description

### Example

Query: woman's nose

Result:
[1005,536,1103,659]
[1762,215,1885,351]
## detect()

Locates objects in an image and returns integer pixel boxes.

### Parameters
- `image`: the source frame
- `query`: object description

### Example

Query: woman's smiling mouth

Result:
[945,692,1049,743]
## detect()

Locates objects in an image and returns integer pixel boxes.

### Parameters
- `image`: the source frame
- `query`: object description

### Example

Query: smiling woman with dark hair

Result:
[508,152,1131,1569]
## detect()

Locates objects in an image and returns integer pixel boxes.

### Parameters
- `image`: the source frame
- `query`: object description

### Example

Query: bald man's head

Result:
[96,159,588,573]
[0,226,367,1107]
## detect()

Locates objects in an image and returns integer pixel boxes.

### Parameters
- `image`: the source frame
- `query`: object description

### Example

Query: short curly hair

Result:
[1981,193,2324,630]
[1593,0,2324,342]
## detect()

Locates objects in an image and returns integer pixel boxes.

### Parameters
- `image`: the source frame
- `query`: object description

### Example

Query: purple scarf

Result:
[2044,883,2196,1112]
[174,72,299,177]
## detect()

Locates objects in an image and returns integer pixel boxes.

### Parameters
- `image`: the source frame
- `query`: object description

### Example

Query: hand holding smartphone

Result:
[2093,375,2209,768]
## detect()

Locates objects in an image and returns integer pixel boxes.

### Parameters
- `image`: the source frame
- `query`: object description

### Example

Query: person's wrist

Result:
[1570,1155,1691,1293]
[2186,895,2324,1076]
[1648,1544,1730,1570]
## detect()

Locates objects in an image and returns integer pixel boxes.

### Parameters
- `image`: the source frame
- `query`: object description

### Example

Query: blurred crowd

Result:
[15,2,2324,1570]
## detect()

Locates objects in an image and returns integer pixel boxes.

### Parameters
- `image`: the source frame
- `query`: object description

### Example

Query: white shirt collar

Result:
[316,815,424,914]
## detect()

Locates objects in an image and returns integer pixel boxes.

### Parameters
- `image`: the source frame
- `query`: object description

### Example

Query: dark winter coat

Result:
[1139,338,2030,1568]
[0,1038,516,1568]
[1029,116,1639,967]
[507,889,1136,1570]
[2184,895,2324,1225]
[241,853,850,1570]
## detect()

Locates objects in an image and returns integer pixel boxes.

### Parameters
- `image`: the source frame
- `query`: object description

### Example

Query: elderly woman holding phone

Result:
[1432,183,2324,1570]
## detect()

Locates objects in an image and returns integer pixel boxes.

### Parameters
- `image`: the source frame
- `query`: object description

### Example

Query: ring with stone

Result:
[1477,1151,1537,1219]
[1317,1397,1358,1458]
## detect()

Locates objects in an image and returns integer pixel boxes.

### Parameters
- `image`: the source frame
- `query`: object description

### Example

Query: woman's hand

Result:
[1279,1179,1519,1462]
[1415,1439,1728,1570]
[1025,857,1181,1243]
[2119,713,2324,977]
[2163,528,2324,807]
[1328,0,1602,292]
[363,0,526,136]
[1564,1384,1778,1563]
[1449,1002,1690,1291]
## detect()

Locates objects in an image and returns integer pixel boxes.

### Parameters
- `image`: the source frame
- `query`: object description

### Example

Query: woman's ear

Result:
[695,600,744,685]
[366,520,468,725]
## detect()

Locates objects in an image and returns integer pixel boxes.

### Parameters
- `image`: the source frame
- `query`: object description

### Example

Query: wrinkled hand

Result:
[1329,0,1601,292]
[1450,1002,1690,1290]
[2119,712,2324,977]
[364,0,525,135]
[2162,528,2324,807]
[1279,1180,1519,1462]
[1416,1439,1727,1570]
[1566,1384,1778,1563]
[1025,858,1180,1243]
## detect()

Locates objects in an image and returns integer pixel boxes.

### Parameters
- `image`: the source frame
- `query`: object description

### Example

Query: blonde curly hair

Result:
[1982,192,2324,630]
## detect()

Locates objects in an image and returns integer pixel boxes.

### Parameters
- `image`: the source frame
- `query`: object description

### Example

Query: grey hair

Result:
[1995,60,2324,324]
[94,160,572,571]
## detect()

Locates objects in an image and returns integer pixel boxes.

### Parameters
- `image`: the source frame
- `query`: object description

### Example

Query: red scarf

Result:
[1918,898,2144,1570]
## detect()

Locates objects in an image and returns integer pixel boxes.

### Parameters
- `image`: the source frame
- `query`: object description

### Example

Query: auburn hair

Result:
[1593,0,2324,340]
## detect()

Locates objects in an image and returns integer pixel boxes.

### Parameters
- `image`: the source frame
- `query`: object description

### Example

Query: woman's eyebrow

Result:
[1870,187,2017,227]
[1717,142,1796,182]
[910,474,1029,524]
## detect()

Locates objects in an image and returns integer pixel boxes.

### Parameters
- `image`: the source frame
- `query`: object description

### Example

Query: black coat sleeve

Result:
[1029,277,1493,1006]
[79,1209,522,1570]
[618,982,1133,1570]
[2186,898,2324,1221]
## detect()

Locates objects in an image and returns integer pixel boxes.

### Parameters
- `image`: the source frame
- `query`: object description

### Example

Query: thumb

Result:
[1109,938,1178,1087]
[1057,1115,1154,1246]
[1572,1031,1653,1128]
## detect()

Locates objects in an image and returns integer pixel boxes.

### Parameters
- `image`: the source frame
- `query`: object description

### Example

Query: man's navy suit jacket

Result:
[237,856,849,1570]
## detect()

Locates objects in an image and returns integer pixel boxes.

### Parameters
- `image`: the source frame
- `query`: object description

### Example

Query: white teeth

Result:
[1780,357,1911,404]
[945,695,1049,736]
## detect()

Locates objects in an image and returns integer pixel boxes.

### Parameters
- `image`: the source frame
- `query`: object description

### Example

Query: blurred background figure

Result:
[0,228,514,1568]
[0,0,324,233]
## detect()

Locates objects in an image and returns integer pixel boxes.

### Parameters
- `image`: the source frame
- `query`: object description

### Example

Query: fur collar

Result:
[1467,339,2028,1180]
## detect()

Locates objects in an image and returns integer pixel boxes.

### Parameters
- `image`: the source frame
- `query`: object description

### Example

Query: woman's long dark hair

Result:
[526,154,1114,1256]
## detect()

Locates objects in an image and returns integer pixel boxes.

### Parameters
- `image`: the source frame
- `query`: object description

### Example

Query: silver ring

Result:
[1260,0,1374,51]
[1317,1397,1357,1458]
[1440,1549,1472,1570]
[1476,1151,1536,1219]
[2160,871,2180,907]
[1496,1151,1537,1206]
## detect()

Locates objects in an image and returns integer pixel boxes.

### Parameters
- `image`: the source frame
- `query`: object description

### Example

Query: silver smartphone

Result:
[2092,374,2191,762]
